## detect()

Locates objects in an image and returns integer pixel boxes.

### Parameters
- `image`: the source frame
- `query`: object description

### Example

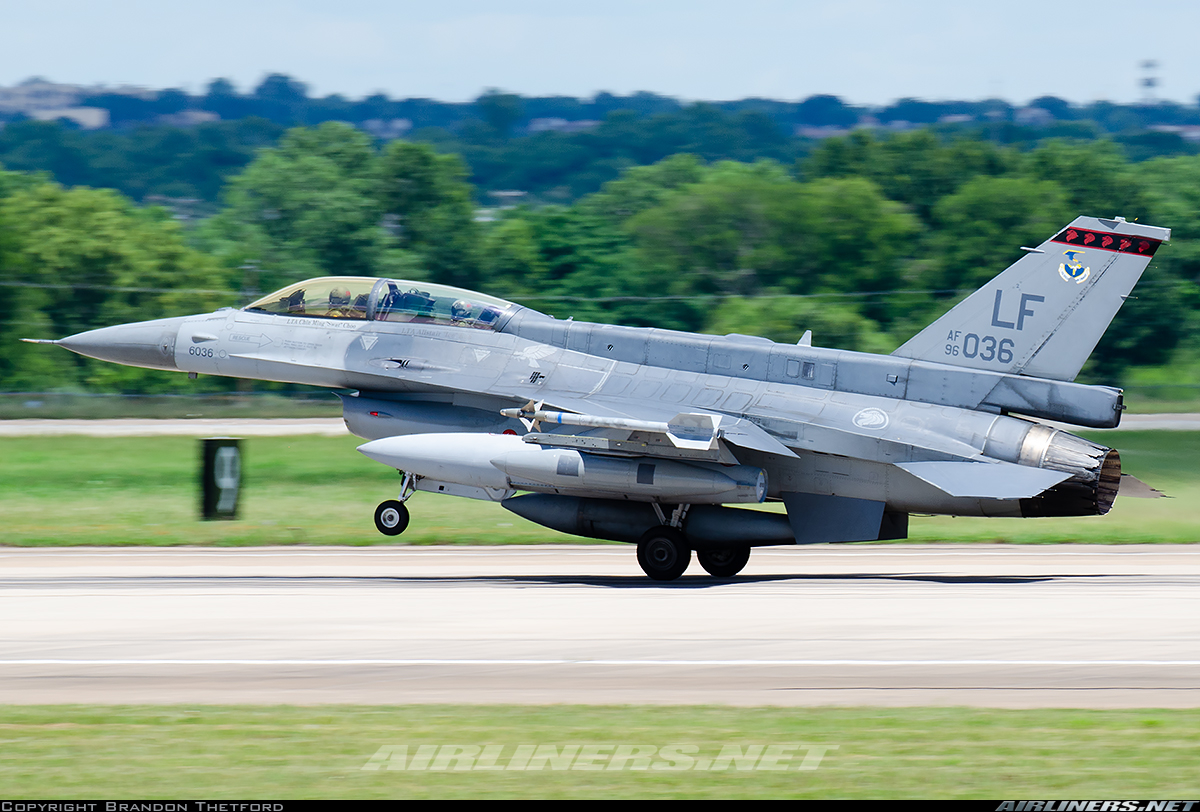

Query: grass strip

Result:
[0,431,1196,546]
[0,705,1197,798]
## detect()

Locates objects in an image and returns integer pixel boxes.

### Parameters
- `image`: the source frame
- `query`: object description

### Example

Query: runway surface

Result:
[2,544,1198,708]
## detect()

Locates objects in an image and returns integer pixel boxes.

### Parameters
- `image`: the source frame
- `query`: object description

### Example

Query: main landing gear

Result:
[635,503,752,581]
[696,546,751,578]
[637,526,691,581]
[373,471,416,536]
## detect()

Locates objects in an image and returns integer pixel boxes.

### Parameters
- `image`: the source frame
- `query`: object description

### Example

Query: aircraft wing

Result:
[521,395,1085,502]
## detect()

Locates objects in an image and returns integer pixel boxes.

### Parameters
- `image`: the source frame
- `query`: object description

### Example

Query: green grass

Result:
[0,431,1196,547]
[0,434,580,546]
[0,705,1196,798]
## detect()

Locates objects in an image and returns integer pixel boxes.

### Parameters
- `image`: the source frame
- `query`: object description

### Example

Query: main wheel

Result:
[374,500,409,536]
[636,527,691,581]
[697,546,751,578]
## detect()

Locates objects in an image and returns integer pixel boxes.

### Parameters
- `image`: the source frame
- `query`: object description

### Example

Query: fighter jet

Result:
[28,216,1168,579]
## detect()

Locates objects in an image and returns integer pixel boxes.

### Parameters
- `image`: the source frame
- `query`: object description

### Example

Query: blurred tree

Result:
[1079,153,1200,382]
[476,90,523,138]
[1083,260,1195,382]
[514,204,700,330]
[211,122,413,291]
[0,178,229,391]
[803,130,1015,221]
[925,176,1071,292]
[206,78,237,99]
[252,74,311,124]
[628,163,918,316]
[580,153,706,222]
[878,98,950,124]
[479,212,547,297]
[1026,96,1076,121]
[1021,140,1149,217]
[627,161,795,298]
[378,141,481,288]
[706,295,895,352]
[795,95,858,127]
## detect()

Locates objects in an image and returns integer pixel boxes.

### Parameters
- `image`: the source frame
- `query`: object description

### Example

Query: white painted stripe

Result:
[0,418,349,437]
[2,659,1198,667]
[0,546,638,554]
[1,547,1198,558]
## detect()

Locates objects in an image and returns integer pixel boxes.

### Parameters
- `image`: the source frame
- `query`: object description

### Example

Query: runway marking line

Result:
[4,659,1200,666]
[3,547,1200,558]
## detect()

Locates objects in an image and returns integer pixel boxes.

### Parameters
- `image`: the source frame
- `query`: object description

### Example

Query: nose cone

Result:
[57,316,188,370]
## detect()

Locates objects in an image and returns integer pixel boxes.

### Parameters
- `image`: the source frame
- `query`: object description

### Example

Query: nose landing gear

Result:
[374,500,409,535]
[373,471,417,537]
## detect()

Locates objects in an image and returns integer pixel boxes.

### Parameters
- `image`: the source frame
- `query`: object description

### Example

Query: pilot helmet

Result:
[329,287,351,306]
[450,299,473,321]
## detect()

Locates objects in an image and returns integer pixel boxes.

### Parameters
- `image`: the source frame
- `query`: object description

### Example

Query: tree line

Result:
[5,80,1200,209]
[1,124,1197,394]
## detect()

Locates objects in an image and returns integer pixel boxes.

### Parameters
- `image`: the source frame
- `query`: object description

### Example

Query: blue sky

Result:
[2,0,1196,105]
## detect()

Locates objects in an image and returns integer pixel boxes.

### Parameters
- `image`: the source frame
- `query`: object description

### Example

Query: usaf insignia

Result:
[1059,250,1090,284]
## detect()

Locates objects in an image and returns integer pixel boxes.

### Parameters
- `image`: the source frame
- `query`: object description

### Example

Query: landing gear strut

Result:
[374,471,417,537]
[637,526,691,581]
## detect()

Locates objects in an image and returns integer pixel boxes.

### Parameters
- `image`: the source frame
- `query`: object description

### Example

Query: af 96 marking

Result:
[945,333,1014,364]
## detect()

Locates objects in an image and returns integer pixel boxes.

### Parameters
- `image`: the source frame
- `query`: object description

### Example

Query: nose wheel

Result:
[373,470,418,536]
[374,500,410,536]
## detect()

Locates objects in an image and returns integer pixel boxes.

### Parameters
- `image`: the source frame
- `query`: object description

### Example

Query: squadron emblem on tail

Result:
[1058,250,1090,284]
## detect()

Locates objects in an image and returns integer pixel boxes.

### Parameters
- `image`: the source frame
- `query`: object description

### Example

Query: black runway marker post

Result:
[201,437,241,520]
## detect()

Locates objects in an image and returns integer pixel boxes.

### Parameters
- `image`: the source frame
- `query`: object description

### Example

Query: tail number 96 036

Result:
[945,333,1014,364]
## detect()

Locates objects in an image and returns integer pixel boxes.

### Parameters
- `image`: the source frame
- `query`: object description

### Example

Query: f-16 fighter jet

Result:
[29,216,1168,579]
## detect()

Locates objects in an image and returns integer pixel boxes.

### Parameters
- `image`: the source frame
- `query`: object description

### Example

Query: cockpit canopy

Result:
[243,277,519,330]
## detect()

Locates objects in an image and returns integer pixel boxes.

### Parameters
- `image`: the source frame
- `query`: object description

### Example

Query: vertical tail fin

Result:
[892,216,1170,381]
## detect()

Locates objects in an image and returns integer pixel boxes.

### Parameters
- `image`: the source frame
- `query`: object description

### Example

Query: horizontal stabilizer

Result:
[896,460,1071,499]
[1119,474,1167,499]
